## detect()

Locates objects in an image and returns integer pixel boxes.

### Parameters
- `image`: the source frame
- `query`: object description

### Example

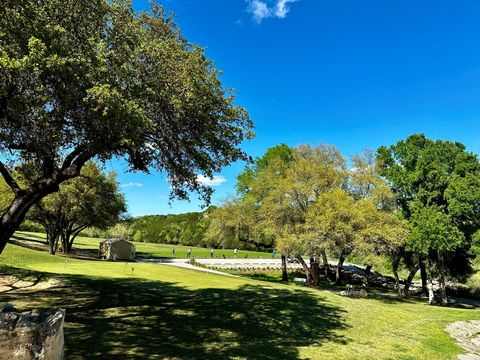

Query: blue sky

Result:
[109,0,480,217]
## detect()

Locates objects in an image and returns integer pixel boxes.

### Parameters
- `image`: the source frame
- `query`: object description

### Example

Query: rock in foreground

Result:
[0,304,65,360]
[446,320,480,360]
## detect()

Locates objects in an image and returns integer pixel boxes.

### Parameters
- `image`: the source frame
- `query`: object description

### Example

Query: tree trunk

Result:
[362,264,373,287]
[438,251,448,306]
[309,257,320,287]
[427,264,435,305]
[0,149,93,256]
[392,255,402,295]
[419,258,428,296]
[297,255,313,287]
[46,226,60,255]
[335,255,346,285]
[67,227,86,253]
[60,232,69,254]
[48,234,59,255]
[403,264,419,297]
[66,237,73,253]
[0,192,45,254]
[281,255,288,283]
[60,231,71,254]
[320,249,329,279]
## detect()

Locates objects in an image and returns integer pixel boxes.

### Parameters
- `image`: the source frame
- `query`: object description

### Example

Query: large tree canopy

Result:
[204,145,294,251]
[0,0,252,253]
[378,134,480,303]
[28,162,126,254]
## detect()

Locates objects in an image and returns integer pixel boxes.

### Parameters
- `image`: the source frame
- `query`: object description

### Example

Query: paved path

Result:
[138,257,301,277]
[138,258,245,277]
[160,261,240,277]
[139,257,303,269]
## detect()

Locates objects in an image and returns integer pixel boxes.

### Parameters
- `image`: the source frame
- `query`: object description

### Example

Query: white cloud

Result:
[246,0,298,23]
[248,0,272,23]
[121,182,143,188]
[274,0,297,18]
[196,175,227,186]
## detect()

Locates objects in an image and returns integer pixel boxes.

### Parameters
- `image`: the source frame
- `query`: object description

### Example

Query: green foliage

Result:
[104,223,132,241]
[203,196,272,250]
[305,189,358,259]
[0,0,253,254]
[305,189,406,266]
[0,176,11,213]
[0,0,252,202]
[208,144,406,269]
[204,144,295,252]
[127,212,207,246]
[408,204,464,256]
[262,144,347,255]
[378,134,480,275]
[31,163,126,230]
[354,199,407,266]
[27,162,126,252]
[18,220,44,233]
[377,134,480,226]
[236,144,293,196]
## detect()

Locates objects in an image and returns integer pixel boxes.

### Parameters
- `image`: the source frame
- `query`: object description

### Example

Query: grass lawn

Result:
[15,231,274,259]
[1,243,479,359]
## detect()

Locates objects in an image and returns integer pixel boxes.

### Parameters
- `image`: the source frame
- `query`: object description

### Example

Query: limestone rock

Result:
[445,320,480,360]
[338,285,368,298]
[0,304,65,360]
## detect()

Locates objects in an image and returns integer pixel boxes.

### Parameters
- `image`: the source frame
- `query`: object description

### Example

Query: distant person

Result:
[210,247,214,258]
[272,249,276,258]
[234,248,238,258]
[172,247,175,258]
[187,248,191,258]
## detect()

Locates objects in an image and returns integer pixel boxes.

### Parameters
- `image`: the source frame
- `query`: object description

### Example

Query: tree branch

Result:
[69,226,88,246]
[0,160,21,194]
[42,155,55,177]
[61,145,88,172]
[59,147,94,180]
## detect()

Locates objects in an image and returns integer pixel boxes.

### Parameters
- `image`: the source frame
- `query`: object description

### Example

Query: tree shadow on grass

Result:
[1,267,348,359]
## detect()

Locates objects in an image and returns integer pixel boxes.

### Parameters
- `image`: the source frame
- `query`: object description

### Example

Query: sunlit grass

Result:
[16,231,274,259]
[0,242,478,359]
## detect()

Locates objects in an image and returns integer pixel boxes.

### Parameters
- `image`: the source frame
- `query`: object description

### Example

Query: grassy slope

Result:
[0,242,478,359]
[16,231,274,259]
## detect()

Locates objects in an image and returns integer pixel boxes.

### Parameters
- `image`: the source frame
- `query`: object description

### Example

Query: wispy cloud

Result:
[248,0,272,23]
[274,0,297,18]
[121,182,143,188]
[196,175,227,186]
[246,0,298,23]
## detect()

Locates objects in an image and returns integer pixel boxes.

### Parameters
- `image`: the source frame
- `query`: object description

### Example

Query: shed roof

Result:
[100,238,133,245]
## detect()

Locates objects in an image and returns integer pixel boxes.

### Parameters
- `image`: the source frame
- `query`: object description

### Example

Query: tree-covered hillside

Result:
[128,212,209,246]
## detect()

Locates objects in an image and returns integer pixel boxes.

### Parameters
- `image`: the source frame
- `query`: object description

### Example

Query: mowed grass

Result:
[1,242,479,359]
[16,231,274,259]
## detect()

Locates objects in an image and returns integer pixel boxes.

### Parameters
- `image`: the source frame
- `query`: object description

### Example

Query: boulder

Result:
[338,285,368,298]
[0,304,65,360]
[445,320,480,359]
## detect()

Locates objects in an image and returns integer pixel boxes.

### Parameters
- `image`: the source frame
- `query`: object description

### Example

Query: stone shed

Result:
[99,238,136,261]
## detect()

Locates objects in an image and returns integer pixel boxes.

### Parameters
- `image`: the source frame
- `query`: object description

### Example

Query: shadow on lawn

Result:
[0,268,348,360]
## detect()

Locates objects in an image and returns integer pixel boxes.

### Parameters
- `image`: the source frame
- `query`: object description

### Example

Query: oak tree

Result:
[0,0,252,254]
